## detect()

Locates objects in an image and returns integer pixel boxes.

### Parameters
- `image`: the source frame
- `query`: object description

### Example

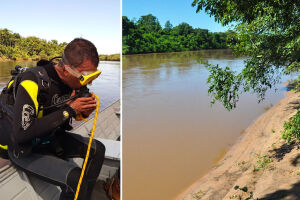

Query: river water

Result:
[0,61,120,110]
[122,50,294,200]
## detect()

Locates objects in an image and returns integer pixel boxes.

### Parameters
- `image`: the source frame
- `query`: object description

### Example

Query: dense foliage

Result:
[281,108,300,143]
[0,28,67,61]
[192,1,300,110]
[99,54,120,61]
[0,28,120,62]
[123,14,229,54]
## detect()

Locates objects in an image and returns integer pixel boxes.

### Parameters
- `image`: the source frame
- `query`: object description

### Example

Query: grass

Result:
[254,153,273,171]
[237,161,246,166]
[271,142,276,148]
[192,190,204,199]
[237,161,250,171]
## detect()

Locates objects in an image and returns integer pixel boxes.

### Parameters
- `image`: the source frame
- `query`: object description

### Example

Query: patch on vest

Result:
[52,94,70,105]
[22,104,34,130]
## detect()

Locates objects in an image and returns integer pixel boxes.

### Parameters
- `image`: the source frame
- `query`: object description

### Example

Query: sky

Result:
[123,0,230,32]
[0,0,121,54]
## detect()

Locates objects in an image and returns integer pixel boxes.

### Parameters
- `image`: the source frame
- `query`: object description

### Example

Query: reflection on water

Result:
[0,61,120,110]
[90,61,120,110]
[123,50,294,200]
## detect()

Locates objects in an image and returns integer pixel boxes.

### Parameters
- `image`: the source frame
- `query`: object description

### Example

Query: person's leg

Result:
[7,148,88,200]
[59,167,88,200]
[60,132,106,198]
[0,115,12,151]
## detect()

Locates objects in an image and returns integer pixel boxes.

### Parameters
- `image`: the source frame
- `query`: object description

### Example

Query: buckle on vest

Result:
[41,80,49,88]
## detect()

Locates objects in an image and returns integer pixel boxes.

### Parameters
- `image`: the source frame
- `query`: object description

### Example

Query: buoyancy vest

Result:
[0,62,53,155]
[1,66,51,120]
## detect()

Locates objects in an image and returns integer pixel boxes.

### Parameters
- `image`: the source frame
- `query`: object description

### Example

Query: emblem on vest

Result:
[52,94,70,105]
[22,104,34,130]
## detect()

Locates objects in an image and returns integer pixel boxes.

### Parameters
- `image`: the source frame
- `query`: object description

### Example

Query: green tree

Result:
[0,28,68,61]
[123,16,136,36]
[192,0,300,110]
[164,20,173,32]
[172,22,193,36]
[122,14,230,54]
[137,14,162,32]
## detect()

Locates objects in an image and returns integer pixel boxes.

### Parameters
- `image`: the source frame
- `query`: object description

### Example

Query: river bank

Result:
[0,54,120,63]
[178,91,300,199]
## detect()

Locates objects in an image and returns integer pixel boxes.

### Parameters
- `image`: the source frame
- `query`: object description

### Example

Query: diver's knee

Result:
[66,167,88,194]
[93,140,105,157]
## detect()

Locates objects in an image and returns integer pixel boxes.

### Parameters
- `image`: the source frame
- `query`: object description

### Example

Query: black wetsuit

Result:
[0,63,105,200]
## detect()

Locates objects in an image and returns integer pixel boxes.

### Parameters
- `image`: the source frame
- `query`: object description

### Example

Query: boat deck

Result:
[0,100,120,200]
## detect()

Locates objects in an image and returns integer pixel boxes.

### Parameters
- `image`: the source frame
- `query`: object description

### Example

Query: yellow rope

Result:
[74,94,99,200]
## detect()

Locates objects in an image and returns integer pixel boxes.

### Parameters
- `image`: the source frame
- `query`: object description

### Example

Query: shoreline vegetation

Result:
[99,54,120,61]
[0,28,120,62]
[123,14,233,55]
[178,91,300,200]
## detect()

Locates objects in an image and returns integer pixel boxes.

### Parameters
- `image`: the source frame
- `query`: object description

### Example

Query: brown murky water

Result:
[122,50,294,200]
[0,61,120,110]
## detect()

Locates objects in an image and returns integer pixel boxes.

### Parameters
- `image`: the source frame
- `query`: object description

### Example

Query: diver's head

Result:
[55,38,100,89]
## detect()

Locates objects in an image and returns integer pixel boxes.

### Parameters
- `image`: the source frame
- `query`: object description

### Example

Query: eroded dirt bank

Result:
[178,92,300,200]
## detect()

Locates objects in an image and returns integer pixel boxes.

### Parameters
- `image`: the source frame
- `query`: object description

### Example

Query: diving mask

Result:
[65,66,101,86]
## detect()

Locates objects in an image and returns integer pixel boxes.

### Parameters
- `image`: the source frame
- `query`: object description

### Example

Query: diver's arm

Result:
[12,72,75,144]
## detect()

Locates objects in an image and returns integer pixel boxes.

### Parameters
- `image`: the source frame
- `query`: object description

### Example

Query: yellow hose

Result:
[74,94,99,200]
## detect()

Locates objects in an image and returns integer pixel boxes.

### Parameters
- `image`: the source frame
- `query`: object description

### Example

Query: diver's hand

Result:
[68,96,96,115]
[81,107,96,117]
[81,92,97,117]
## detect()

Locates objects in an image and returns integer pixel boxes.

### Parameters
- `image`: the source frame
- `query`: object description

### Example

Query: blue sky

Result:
[123,0,229,32]
[0,0,120,54]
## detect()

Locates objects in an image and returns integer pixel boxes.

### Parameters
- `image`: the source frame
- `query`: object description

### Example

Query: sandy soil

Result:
[178,92,300,200]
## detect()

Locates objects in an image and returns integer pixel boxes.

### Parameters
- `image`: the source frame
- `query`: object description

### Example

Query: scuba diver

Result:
[0,38,105,200]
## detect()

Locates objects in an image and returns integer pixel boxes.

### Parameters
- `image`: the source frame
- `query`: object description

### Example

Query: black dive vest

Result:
[0,61,76,158]
[0,66,51,121]
[0,64,54,158]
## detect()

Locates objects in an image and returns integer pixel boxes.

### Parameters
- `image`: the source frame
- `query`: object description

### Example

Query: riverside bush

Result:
[281,108,300,143]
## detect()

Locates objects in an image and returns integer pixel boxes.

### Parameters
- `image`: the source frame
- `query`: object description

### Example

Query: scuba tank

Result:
[0,65,28,120]
[0,65,28,159]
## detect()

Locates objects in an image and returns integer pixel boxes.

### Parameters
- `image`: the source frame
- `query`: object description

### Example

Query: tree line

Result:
[123,14,232,54]
[0,28,67,61]
[0,28,120,62]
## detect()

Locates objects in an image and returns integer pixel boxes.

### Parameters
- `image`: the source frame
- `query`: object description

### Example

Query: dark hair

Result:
[62,38,99,68]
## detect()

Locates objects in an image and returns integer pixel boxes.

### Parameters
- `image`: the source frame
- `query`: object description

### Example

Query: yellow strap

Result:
[8,80,14,89]
[74,94,99,200]
[20,80,39,113]
[37,106,43,118]
[0,144,8,150]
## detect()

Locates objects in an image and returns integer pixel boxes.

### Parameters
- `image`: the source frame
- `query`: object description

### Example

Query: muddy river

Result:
[122,50,294,200]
